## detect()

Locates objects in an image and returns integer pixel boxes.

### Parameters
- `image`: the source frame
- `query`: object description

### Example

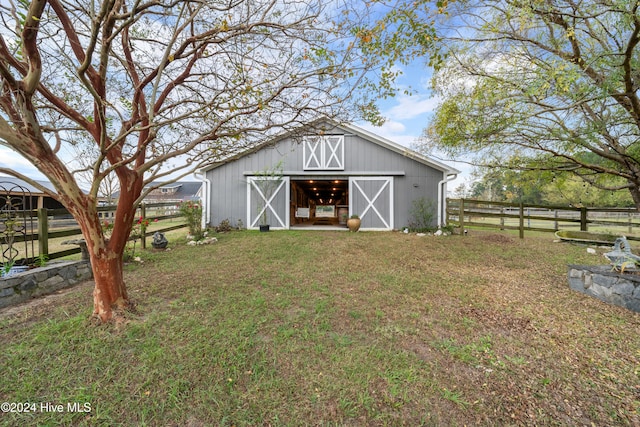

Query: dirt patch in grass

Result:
[478,232,516,244]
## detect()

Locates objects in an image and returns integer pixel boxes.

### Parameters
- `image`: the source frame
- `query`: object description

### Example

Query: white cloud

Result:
[386,94,440,121]
[356,92,440,149]
[380,120,406,134]
[357,120,420,148]
[418,74,432,91]
[0,147,45,178]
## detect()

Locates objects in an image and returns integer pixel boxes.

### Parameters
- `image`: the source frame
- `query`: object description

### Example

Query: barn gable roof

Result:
[338,122,459,174]
[201,119,460,175]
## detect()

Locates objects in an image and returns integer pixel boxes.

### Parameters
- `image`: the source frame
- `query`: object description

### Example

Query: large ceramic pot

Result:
[347,217,361,232]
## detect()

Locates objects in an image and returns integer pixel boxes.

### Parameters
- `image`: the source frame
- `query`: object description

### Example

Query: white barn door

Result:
[349,177,393,230]
[247,176,290,229]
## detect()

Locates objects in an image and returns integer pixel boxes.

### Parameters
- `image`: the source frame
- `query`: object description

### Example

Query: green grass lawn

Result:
[1,230,639,426]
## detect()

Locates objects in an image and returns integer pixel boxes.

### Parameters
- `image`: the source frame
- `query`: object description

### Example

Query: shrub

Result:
[408,197,437,232]
[216,219,233,233]
[178,201,204,240]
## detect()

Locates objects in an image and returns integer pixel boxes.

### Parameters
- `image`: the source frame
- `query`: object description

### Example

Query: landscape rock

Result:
[0,261,93,309]
[568,265,640,312]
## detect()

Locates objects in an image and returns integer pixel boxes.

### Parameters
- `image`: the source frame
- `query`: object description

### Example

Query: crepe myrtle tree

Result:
[0,0,403,322]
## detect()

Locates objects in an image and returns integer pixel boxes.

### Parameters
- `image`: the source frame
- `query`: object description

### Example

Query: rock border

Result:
[0,261,93,309]
[568,264,640,312]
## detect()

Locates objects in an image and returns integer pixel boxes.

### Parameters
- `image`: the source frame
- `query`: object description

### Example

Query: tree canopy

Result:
[419,0,640,209]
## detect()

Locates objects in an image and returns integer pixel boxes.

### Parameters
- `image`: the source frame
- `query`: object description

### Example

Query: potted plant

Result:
[257,192,272,232]
[347,214,361,232]
[1,261,28,278]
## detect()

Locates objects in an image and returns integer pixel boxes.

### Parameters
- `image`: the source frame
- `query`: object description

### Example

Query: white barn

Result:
[200,120,459,231]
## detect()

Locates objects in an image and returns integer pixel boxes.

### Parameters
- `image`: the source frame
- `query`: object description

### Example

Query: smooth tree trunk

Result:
[73,208,131,323]
[68,176,140,322]
[90,248,128,321]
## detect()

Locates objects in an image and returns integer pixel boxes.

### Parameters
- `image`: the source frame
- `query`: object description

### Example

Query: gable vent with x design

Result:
[303,136,344,170]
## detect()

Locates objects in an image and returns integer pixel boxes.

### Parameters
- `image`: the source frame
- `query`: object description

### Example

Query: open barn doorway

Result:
[290,179,349,229]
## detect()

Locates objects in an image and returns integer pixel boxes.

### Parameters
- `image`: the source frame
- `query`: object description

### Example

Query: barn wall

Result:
[205,125,447,230]
[206,141,299,228]
[342,133,444,229]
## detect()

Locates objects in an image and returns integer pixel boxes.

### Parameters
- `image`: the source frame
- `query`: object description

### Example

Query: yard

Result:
[1,230,638,426]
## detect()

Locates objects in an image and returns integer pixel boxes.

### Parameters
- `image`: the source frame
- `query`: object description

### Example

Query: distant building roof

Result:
[0,176,56,195]
[141,181,202,202]
[0,176,65,210]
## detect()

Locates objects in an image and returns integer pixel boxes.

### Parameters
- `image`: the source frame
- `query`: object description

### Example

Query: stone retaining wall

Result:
[0,261,92,309]
[568,265,640,313]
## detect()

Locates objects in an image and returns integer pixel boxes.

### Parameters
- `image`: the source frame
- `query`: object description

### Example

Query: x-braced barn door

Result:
[247,176,290,229]
[349,177,393,230]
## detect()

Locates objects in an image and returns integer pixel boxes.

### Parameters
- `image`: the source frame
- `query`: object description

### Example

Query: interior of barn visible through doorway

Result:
[290,178,349,229]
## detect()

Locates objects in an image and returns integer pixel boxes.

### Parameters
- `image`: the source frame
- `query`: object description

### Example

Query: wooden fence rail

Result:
[2,202,187,265]
[446,198,640,239]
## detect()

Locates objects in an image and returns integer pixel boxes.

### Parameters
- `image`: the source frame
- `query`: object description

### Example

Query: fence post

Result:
[500,208,504,230]
[554,210,558,231]
[629,211,633,234]
[580,207,588,231]
[459,198,465,235]
[519,202,524,239]
[38,208,48,257]
[140,203,147,249]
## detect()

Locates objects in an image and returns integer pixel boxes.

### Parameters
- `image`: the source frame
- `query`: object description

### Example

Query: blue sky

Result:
[357,62,468,190]
[0,62,468,191]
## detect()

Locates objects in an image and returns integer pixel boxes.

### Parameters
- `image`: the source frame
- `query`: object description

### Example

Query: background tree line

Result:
[454,169,635,207]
